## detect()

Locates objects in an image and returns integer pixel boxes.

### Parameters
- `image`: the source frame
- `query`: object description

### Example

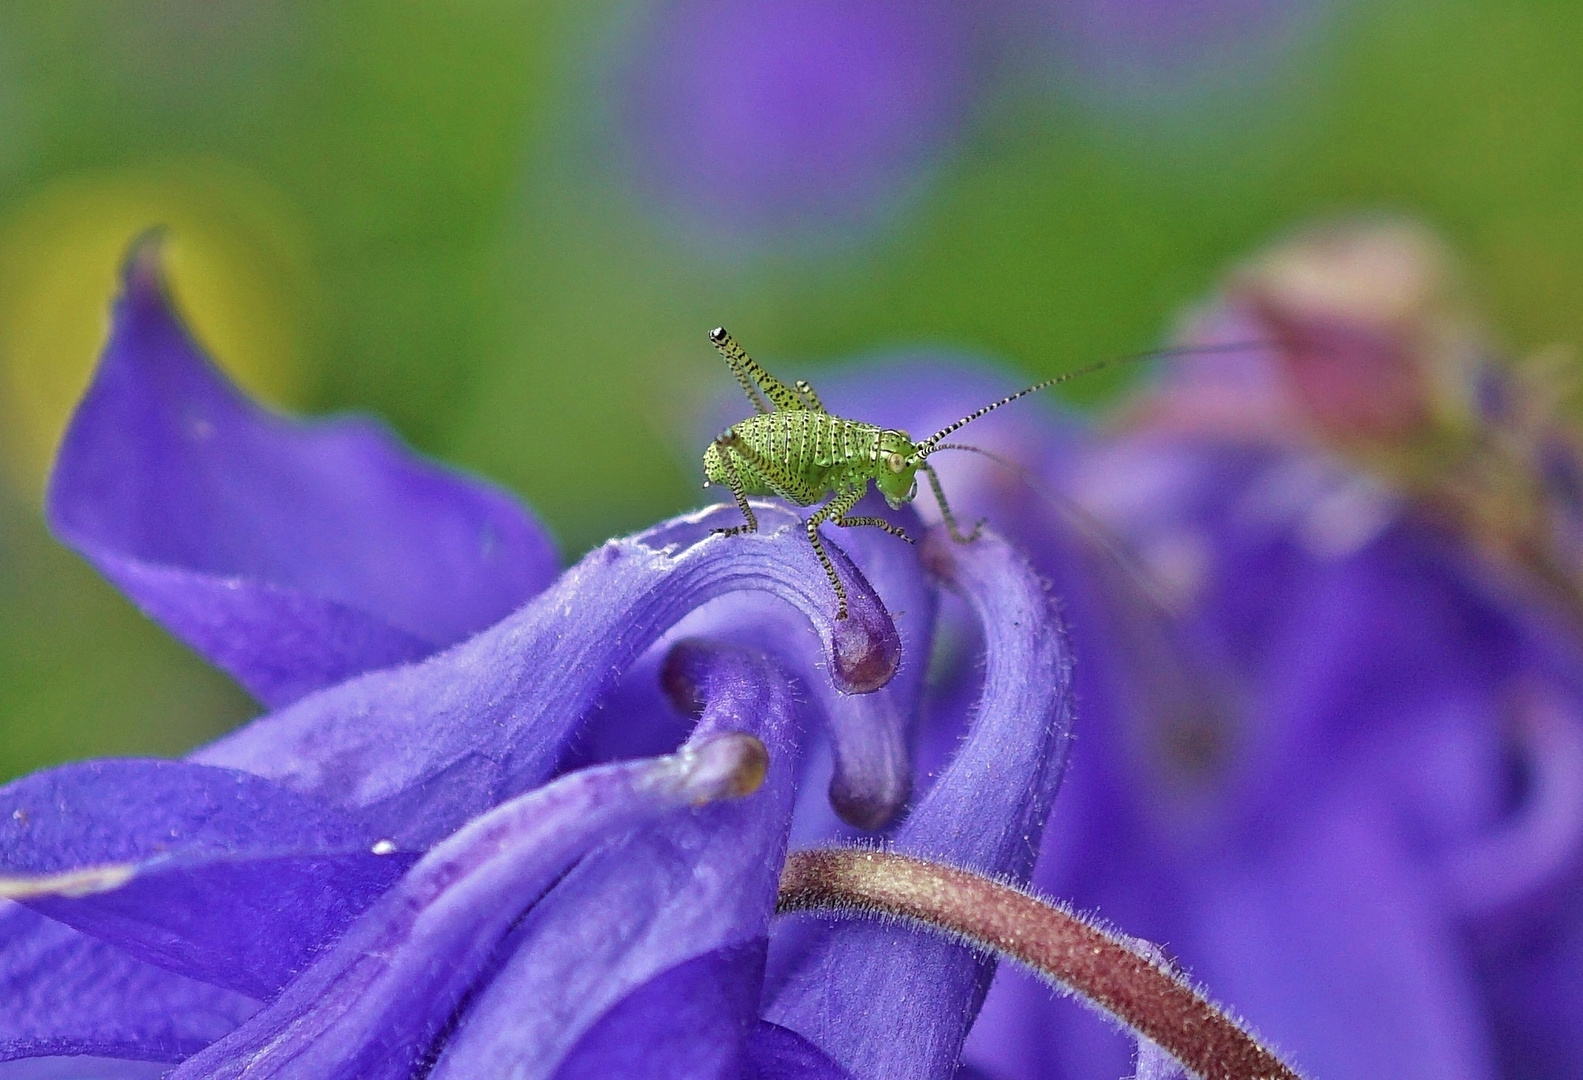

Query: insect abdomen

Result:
[708,412,882,502]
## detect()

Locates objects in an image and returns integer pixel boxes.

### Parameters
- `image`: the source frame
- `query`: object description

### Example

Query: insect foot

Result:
[949,518,987,544]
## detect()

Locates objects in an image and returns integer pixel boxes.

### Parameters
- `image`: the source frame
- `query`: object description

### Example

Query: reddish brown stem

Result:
[777,848,1302,1080]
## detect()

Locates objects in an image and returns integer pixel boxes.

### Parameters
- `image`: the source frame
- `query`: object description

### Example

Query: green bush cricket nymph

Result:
[702,327,1263,620]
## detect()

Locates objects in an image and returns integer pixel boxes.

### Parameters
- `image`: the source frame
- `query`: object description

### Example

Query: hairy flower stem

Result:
[777,849,1302,1080]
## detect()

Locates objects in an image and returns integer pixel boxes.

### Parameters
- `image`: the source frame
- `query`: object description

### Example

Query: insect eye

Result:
[886,452,906,473]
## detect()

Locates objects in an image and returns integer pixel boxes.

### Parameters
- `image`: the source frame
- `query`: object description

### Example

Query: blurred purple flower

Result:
[4,239,1314,1079]
[808,219,1583,1079]
[614,0,977,243]
[1020,0,1336,112]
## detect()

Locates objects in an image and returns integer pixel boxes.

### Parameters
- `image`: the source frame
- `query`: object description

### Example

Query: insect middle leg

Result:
[833,508,914,545]
[921,460,983,543]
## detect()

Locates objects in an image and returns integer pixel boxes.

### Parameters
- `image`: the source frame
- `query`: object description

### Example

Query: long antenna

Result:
[916,340,1272,455]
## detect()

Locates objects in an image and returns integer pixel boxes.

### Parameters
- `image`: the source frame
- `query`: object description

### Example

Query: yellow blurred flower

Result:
[0,159,317,492]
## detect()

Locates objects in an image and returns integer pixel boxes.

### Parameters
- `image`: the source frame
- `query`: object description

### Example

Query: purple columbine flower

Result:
[612,0,978,245]
[0,236,1304,1079]
[808,219,1583,1080]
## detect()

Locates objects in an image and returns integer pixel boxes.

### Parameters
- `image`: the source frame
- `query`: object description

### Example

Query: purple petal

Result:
[547,944,765,1080]
[767,527,1074,1080]
[1422,684,1583,919]
[810,500,935,829]
[47,237,558,707]
[195,502,897,847]
[0,1057,173,1078]
[747,1022,858,1080]
[965,438,1531,1078]
[167,732,766,1080]
[0,904,259,1065]
[1481,897,1583,1075]
[431,640,802,1077]
[0,759,412,998]
[1175,784,1499,1080]
[617,0,975,239]
[644,497,935,831]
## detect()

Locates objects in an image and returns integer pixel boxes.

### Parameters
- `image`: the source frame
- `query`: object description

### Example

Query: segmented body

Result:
[703,412,886,505]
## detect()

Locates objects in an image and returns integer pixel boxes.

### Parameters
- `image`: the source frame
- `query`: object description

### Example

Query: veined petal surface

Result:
[47,239,559,706]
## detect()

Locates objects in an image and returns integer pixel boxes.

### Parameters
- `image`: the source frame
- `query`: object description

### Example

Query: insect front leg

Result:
[921,460,984,543]
[709,435,759,537]
[805,485,866,620]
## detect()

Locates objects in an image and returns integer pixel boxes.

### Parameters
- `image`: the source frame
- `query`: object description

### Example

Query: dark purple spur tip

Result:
[829,605,899,693]
[636,503,901,694]
[828,763,910,833]
[779,849,1305,1080]
[660,639,714,719]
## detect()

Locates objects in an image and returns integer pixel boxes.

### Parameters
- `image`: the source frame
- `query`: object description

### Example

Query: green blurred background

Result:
[0,0,1579,780]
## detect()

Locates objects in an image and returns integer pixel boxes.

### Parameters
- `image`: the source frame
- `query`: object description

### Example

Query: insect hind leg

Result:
[792,378,825,412]
[805,486,867,620]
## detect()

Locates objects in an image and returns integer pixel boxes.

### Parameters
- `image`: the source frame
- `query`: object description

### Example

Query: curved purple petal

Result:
[0,904,260,1065]
[1177,783,1498,1080]
[194,502,897,847]
[808,500,935,830]
[430,640,802,1077]
[47,237,559,707]
[767,527,1074,1080]
[630,497,934,831]
[166,732,766,1080]
[0,759,412,998]
[547,943,764,1080]
[748,1022,858,1080]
